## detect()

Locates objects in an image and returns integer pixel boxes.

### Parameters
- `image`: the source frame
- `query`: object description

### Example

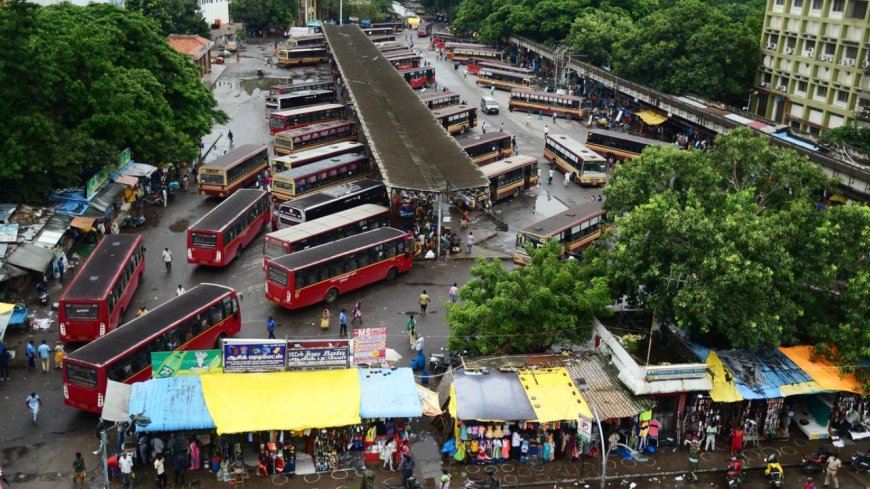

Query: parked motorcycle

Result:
[852,450,870,472]
[385,476,422,489]
[35,281,48,306]
[764,454,784,488]
[145,192,164,206]
[465,466,500,489]
[726,457,742,489]
[429,347,464,375]
[801,446,832,473]
[122,214,146,228]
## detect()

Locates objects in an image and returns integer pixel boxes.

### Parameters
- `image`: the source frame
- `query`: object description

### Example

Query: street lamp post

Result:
[99,413,151,489]
[576,379,607,489]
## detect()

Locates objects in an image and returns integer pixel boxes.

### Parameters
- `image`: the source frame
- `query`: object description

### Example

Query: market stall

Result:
[358,367,423,466]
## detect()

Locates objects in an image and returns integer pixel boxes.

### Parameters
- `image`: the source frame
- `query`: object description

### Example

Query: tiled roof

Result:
[167,35,213,58]
[564,354,653,420]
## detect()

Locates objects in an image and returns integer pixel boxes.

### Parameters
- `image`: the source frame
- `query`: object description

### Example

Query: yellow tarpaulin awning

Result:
[0,303,15,315]
[636,110,669,126]
[200,369,361,434]
[779,346,864,394]
[779,381,825,397]
[70,216,97,231]
[416,384,442,417]
[518,367,592,422]
[707,352,743,403]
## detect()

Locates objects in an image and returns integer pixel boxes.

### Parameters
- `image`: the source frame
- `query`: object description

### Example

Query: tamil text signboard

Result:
[222,339,287,373]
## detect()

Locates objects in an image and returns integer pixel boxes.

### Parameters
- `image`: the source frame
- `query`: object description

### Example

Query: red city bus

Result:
[272,142,365,172]
[372,21,404,33]
[431,33,471,49]
[417,22,433,37]
[58,235,145,343]
[399,66,436,89]
[385,52,422,70]
[457,132,514,165]
[63,284,241,413]
[468,59,534,76]
[262,203,391,264]
[187,189,271,266]
[273,121,358,156]
[375,42,408,54]
[198,144,269,197]
[269,104,346,135]
[269,80,336,96]
[265,90,336,118]
[265,227,412,309]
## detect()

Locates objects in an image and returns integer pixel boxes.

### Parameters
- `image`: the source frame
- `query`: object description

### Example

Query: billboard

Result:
[286,339,351,370]
[222,339,287,373]
[151,350,222,378]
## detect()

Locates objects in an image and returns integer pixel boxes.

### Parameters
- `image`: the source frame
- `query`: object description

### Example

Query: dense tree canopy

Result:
[0,1,226,203]
[229,0,294,31]
[601,128,870,386]
[125,0,209,37]
[452,0,590,44]
[447,240,611,355]
[565,10,634,67]
[822,123,870,152]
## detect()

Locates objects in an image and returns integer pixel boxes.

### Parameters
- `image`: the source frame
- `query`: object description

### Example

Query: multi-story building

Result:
[751,0,869,135]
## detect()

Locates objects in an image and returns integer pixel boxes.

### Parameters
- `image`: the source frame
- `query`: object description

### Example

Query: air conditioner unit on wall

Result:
[845,59,855,67]
[761,82,769,87]
[777,85,788,91]
[785,47,794,54]
[863,59,870,68]
[806,48,814,57]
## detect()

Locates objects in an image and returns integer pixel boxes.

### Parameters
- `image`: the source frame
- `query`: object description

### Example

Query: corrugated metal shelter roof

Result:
[5,243,53,273]
[564,355,653,419]
[358,367,423,418]
[128,377,215,432]
[452,370,536,421]
[323,24,488,192]
[717,349,783,400]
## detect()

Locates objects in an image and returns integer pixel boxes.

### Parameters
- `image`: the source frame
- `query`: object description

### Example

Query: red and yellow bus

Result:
[187,189,270,266]
[385,52,422,70]
[265,228,412,309]
[445,43,501,63]
[269,80,336,96]
[431,33,471,49]
[276,47,329,67]
[287,34,325,47]
[508,89,585,120]
[545,134,608,186]
[468,59,533,76]
[272,142,365,173]
[63,284,242,413]
[480,155,539,202]
[417,22,433,37]
[375,42,408,54]
[265,90,336,118]
[477,67,535,91]
[433,105,478,134]
[198,144,269,197]
[362,27,395,37]
[458,132,514,166]
[399,66,436,89]
[585,129,669,161]
[513,202,606,265]
[263,204,391,264]
[273,121,358,156]
[372,22,404,33]
[419,90,460,110]
[272,153,371,202]
[58,234,145,343]
[277,178,387,227]
[269,103,346,135]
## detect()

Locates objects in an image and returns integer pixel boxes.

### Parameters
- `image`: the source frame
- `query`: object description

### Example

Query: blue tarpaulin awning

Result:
[358,368,423,418]
[128,377,215,432]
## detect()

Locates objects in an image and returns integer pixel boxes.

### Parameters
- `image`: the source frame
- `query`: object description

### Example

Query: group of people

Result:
[315,302,364,336]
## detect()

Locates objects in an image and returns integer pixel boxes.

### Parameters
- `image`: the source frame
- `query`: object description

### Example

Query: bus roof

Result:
[510,88,583,102]
[457,132,512,149]
[518,202,605,238]
[266,204,389,242]
[61,234,141,300]
[270,227,405,270]
[273,103,344,117]
[291,34,324,40]
[444,42,488,49]
[272,142,364,164]
[275,153,367,180]
[547,134,606,162]
[481,155,537,178]
[67,284,234,366]
[201,144,267,170]
[280,47,328,54]
[478,67,535,79]
[588,128,670,146]
[266,90,333,101]
[279,178,384,212]
[419,90,459,102]
[189,189,268,231]
[476,60,533,73]
[432,105,475,118]
[274,120,356,140]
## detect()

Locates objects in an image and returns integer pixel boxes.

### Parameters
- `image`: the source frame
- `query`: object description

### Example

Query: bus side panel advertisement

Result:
[222,339,287,372]
[151,350,223,378]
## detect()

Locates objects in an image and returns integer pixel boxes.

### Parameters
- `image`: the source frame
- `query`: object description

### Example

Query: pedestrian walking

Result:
[119,452,133,488]
[418,290,431,315]
[54,341,65,370]
[176,284,185,296]
[687,440,699,482]
[805,477,817,489]
[538,110,543,120]
[414,335,425,353]
[552,111,557,123]
[461,210,469,229]
[154,453,167,489]
[73,452,86,489]
[824,454,841,488]
[38,339,50,374]
[320,308,330,330]
[25,339,35,370]
[704,423,717,451]
[351,302,363,325]
[525,114,531,127]
[339,308,348,337]
[406,314,417,337]
[730,426,744,457]
[466,232,475,254]
[490,85,495,96]
[0,341,10,380]
[543,125,549,139]
[25,392,42,424]
[236,52,240,63]
[400,453,416,483]
[481,121,487,134]
[136,304,148,317]
[514,145,519,155]
[439,467,452,489]
[228,130,234,145]
[463,68,468,79]
[547,168,554,185]
[161,186,167,208]
[267,316,277,339]
[162,247,172,272]
[174,451,186,486]
[381,438,396,471]
[499,122,504,133]
[449,283,459,303]
[563,171,571,187]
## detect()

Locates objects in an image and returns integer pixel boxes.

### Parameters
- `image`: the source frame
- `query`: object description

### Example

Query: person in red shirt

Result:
[730,426,744,457]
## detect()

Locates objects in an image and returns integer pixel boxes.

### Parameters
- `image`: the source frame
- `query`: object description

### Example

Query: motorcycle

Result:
[801,446,832,473]
[429,347,464,375]
[852,450,870,472]
[122,214,145,228]
[36,281,48,306]
[145,192,164,206]
[764,454,784,488]
[726,457,742,489]
[465,466,500,489]
[385,476,422,489]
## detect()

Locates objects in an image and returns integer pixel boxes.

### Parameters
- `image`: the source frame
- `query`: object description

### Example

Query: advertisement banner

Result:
[286,339,350,370]
[151,350,222,378]
[85,167,110,201]
[578,418,592,443]
[353,328,387,364]
[223,339,287,373]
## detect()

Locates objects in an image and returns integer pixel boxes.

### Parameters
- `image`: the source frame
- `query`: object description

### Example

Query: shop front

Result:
[358,367,423,467]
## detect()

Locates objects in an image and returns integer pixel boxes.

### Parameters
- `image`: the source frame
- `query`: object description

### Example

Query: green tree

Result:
[125,0,210,37]
[446,240,612,355]
[821,123,870,152]
[565,10,634,66]
[0,1,226,203]
[453,0,588,44]
[229,0,294,31]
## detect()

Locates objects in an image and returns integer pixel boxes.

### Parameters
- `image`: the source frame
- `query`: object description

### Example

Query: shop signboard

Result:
[151,350,222,378]
[644,365,708,381]
[85,167,110,201]
[578,417,592,443]
[286,339,351,370]
[222,339,287,373]
[352,327,387,364]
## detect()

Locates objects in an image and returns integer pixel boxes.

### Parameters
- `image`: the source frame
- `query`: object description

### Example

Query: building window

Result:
[797,81,808,93]
[816,86,828,98]
[847,0,868,17]
[811,0,823,9]
[831,0,844,11]
[836,90,849,104]
[775,0,785,5]
[792,0,804,7]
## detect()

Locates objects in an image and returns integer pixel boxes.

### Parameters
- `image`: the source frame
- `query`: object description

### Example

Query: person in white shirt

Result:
[564,171,571,187]
[176,285,185,296]
[161,248,172,272]
[118,453,133,488]
[154,454,167,488]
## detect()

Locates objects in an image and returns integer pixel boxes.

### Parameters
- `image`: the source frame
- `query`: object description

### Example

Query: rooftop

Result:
[167,35,213,59]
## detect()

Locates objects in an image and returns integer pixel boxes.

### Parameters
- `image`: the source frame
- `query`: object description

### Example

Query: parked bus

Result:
[272,143,366,174]
[287,34,325,47]
[372,21,404,33]
[269,80,336,96]
[480,155,539,202]
[433,105,478,134]
[277,178,387,227]
[265,90,336,118]
[399,66,436,89]
[385,52,422,70]
[63,284,241,413]
[276,47,329,67]
[265,228,412,309]
[369,34,397,43]
[273,121,358,156]
[477,68,535,91]
[269,103,346,135]
[545,134,608,186]
[468,59,533,76]
[198,144,269,197]
[419,90,461,110]
[375,42,408,54]
[187,189,270,266]
[458,132,514,165]
[263,204,391,263]
[417,22,433,37]
[508,89,585,120]
[272,153,372,202]
[431,33,471,49]
[58,235,145,343]
[513,201,606,265]
[362,27,395,37]
[585,129,668,160]
[445,43,501,62]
